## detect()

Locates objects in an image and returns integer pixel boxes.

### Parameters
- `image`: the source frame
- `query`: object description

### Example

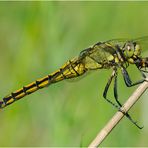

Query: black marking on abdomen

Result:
[35,80,40,89]
[11,92,16,101]
[60,68,67,79]
[3,96,12,105]
[0,101,4,108]
[23,86,29,95]
[69,60,80,76]
[47,75,52,83]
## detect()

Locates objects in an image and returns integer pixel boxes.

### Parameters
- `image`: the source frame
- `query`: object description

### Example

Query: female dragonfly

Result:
[0,36,148,128]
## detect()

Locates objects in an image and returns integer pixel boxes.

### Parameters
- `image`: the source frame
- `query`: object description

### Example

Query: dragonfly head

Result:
[122,41,141,59]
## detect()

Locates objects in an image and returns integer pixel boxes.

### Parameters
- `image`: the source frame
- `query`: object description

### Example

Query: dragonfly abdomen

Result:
[0,74,57,108]
[0,58,87,109]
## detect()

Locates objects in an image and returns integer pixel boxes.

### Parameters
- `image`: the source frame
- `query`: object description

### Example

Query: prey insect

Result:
[0,36,148,128]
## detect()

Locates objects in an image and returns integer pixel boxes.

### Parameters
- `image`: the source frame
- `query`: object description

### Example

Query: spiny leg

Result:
[121,66,146,87]
[102,68,134,120]
[114,73,122,107]
[121,69,146,128]
[103,69,120,110]
[103,69,140,128]
[113,73,143,129]
[137,66,148,82]
[103,68,127,110]
[140,69,148,73]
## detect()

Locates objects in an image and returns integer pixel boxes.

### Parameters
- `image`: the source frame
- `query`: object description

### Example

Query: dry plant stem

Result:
[89,78,148,148]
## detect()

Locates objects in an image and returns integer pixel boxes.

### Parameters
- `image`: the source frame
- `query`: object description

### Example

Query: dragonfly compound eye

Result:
[134,44,141,56]
[127,45,131,51]
[122,42,135,58]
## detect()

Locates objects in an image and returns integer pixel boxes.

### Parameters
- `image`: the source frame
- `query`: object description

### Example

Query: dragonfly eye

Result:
[134,43,141,56]
[122,42,135,58]
[127,45,131,51]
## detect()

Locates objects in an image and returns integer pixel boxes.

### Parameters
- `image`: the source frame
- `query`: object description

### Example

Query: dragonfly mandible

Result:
[0,36,148,128]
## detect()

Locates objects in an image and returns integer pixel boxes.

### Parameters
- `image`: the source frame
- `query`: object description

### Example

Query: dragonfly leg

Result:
[103,68,124,109]
[139,69,148,73]
[114,73,122,107]
[113,73,143,129]
[103,69,120,110]
[121,66,146,87]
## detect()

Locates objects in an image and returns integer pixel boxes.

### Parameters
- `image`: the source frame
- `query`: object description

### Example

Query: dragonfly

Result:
[0,36,148,128]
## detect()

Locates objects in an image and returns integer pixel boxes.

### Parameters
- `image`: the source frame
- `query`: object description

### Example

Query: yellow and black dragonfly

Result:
[0,36,148,128]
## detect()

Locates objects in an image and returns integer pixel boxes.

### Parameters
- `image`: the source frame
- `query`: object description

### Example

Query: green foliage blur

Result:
[0,1,148,147]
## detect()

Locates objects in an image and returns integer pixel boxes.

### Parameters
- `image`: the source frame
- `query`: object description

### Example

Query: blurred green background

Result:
[0,1,148,147]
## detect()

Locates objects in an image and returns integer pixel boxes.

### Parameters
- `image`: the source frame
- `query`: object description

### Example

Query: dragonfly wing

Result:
[133,36,148,54]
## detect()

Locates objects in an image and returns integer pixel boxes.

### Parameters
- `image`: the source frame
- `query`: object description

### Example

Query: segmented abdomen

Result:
[0,57,87,109]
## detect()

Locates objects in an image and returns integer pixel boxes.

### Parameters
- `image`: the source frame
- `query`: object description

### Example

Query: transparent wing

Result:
[133,36,148,54]
[106,36,148,55]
